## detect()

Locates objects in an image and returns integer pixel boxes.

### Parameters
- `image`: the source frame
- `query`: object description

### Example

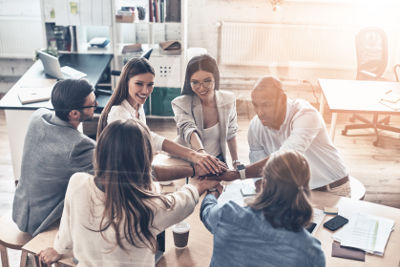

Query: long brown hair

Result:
[249,150,313,232]
[94,119,174,251]
[97,57,155,139]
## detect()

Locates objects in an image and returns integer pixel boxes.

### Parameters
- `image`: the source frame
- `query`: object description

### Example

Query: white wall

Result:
[0,0,43,58]
[187,0,400,80]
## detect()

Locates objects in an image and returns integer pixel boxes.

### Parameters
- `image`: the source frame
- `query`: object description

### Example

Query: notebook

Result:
[37,51,87,80]
[17,79,56,104]
[18,86,53,104]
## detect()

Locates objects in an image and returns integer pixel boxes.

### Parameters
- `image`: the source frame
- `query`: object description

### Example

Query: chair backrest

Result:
[355,27,388,80]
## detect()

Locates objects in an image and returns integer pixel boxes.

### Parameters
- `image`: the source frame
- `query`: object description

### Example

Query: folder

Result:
[331,241,365,262]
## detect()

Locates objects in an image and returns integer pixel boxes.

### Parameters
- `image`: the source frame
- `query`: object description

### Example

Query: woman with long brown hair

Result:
[172,54,239,167]
[200,150,325,267]
[39,119,219,266]
[97,57,225,175]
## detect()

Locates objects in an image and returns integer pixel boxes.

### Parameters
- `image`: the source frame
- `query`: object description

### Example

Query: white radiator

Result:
[219,21,358,69]
[0,16,43,58]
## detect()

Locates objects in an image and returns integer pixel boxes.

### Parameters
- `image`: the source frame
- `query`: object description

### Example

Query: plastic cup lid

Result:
[173,221,190,233]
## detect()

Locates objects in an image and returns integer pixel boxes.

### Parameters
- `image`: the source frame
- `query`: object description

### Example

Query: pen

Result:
[385,90,392,94]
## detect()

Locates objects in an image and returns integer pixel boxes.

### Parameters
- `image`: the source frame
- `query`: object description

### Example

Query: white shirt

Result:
[248,99,347,189]
[107,100,165,152]
[202,122,222,157]
[54,173,199,267]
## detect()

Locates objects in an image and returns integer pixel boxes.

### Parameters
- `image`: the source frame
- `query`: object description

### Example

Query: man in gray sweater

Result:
[12,79,97,236]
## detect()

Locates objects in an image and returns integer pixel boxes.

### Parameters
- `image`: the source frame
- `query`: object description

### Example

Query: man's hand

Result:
[192,152,227,175]
[38,248,62,265]
[189,177,221,195]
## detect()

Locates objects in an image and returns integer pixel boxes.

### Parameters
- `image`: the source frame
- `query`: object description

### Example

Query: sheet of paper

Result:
[333,213,394,255]
[218,179,258,206]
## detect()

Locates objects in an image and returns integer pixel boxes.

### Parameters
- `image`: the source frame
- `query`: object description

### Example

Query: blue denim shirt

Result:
[200,194,325,267]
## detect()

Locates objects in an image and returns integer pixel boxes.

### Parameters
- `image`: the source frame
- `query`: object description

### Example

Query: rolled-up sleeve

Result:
[280,110,322,153]
[172,97,199,144]
[200,194,224,234]
[153,184,199,230]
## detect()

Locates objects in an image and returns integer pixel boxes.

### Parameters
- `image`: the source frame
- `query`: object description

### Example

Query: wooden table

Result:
[318,78,400,144]
[158,186,400,267]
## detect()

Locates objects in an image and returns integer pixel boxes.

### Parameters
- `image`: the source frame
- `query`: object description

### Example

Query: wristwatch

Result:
[236,164,246,180]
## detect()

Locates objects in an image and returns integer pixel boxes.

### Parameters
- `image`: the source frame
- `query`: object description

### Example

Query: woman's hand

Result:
[191,151,227,175]
[38,248,62,265]
[189,177,221,195]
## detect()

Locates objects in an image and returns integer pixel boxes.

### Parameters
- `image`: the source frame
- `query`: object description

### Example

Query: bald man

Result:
[218,76,350,197]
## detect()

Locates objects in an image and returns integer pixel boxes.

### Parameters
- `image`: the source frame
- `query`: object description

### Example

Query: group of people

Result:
[11,53,351,266]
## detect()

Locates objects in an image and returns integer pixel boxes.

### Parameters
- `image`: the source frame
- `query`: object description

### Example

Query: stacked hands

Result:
[192,152,240,197]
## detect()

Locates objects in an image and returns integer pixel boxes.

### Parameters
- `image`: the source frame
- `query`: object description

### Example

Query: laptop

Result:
[37,50,87,79]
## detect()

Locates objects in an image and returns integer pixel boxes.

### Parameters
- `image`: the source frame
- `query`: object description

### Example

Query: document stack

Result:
[333,213,395,256]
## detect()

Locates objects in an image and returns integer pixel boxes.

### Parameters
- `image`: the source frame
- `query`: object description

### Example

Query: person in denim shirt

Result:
[200,150,325,267]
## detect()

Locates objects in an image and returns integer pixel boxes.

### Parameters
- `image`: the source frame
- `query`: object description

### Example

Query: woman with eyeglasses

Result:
[97,57,225,175]
[38,119,220,266]
[172,54,239,168]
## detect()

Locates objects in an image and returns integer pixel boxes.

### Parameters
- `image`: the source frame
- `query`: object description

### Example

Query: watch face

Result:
[237,164,245,171]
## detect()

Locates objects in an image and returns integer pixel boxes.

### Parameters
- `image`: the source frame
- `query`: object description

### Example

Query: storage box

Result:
[115,14,134,23]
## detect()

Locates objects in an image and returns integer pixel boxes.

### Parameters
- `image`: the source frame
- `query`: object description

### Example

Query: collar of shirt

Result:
[121,99,140,119]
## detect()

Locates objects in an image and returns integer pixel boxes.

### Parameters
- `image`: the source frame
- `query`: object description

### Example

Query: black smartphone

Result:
[305,222,317,234]
[323,215,349,231]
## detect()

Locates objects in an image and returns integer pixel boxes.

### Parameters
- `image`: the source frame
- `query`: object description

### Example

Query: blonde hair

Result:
[249,150,313,232]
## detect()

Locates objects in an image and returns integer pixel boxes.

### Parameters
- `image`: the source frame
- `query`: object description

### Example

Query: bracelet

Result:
[190,163,196,177]
[232,159,240,165]
[207,187,220,197]
[196,147,205,152]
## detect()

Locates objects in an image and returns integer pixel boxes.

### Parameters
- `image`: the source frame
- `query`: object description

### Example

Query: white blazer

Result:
[171,90,238,161]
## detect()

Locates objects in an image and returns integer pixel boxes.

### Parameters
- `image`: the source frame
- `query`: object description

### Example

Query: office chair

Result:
[342,27,391,138]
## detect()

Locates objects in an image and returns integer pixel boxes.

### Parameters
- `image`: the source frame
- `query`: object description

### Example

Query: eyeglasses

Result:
[75,101,98,110]
[190,79,214,90]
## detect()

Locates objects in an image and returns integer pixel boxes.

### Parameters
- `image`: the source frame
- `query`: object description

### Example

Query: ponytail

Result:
[249,150,313,232]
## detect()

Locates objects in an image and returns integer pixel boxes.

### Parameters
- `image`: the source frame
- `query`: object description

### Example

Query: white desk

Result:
[318,78,400,143]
